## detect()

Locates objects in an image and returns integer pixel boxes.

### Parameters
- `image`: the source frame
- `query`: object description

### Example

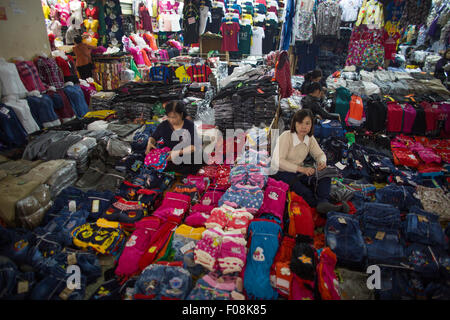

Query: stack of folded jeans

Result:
[325,212,367,269]
[356,203,405,265]
[90,92,117,111]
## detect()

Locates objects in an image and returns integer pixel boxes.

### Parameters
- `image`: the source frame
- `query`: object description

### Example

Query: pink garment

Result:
[205,208,228,230]
[185,204,214,227]
[115,217,162,278]
[401,103,417,134]
[194,228,223,271]
[201,189,225,207]
[55,3,71,27]
[290,275,315,300]
[128,47,146,66]
[184,175,210,195]
[410,143,441,164]
[144,147,171,171]
[92,46,107,55]
[317,248,340,300]
[218,237,247,274]
[167,40,183,51]
[152,192,191,223]
[79,83,96,105]
[258,178,289,221]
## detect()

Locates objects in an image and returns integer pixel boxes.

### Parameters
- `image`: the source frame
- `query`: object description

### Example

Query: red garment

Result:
[220,22,240,52]
[54,56,76,77]
[288,192,314,238]
[383,30,401,60]
[275,50,293,98]
[14,61,47,92]
[256,0,267,5]
[85,6,99,19]
[49,89,75,120]
[139,4,153,32]
[186,64,212,83]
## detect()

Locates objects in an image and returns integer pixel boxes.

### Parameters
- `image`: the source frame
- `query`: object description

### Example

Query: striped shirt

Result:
[14,61,47,92]
[186,64,212,83]
[34,57,65,89]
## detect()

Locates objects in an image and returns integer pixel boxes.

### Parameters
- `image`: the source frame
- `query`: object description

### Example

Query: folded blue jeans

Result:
[403,206,446,247]
[30,272,86,300]
[357,203,401,232]
[0,226,43,269]
[0,256,36,300]
[134,264,192,300]
[326,212,367,269]
[375,184,422,211]
[363,227,405,265]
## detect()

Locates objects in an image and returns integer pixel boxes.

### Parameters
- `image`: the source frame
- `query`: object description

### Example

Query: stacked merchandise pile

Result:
[325,68,450,139]
[0,55,99,150]
[212,65,278,131]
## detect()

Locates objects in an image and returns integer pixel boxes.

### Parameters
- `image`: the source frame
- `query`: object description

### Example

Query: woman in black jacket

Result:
[301,82,340,121]
[300,69,327,94]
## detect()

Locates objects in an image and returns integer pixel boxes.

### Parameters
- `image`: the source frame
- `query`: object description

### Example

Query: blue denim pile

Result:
[325,181,450,299]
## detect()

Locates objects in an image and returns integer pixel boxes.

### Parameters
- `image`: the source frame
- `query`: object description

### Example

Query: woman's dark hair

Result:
[305,69,323,82]
[74,35,82,44]
[306,82,322,95]
[290,109,315,136]
[165,100,188,119]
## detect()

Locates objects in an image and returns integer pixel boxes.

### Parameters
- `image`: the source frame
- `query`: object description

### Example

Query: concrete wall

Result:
[0,0,50,61]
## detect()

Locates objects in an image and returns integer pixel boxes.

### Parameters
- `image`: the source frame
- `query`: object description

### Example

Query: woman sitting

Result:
[145,100,203,175]
[270,109,347,214]
[301,82,340,121]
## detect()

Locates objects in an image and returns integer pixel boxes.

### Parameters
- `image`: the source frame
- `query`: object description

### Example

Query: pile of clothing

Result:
[212,75,278,131]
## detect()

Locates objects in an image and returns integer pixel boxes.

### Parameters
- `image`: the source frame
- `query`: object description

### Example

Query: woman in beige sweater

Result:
[270,109,345,214]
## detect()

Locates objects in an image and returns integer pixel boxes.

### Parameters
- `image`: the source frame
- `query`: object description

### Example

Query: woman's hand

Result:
[298,166,315,176]
[145,143,156,155]
[317,161,327,171]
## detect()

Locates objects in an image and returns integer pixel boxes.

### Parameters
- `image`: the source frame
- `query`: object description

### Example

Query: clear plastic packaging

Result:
[16,184,53,230]
[46,160,78,197]
[106,138,132,158]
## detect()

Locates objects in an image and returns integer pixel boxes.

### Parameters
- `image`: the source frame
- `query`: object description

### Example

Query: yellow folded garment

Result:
[96,218,120,229]
[175,224,206,240]
[84,110,116,119]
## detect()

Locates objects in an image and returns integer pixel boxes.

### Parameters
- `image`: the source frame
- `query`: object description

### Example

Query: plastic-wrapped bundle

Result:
[46,160,78,197]
[106,138,132,158]
[67,138,94,159]
[16,184,53,230]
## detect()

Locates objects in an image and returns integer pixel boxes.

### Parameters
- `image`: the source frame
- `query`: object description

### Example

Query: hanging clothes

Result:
[356,0,385,29]
[316,0,343,37]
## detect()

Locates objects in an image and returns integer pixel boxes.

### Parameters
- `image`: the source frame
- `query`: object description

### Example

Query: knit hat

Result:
[290,235,316,281]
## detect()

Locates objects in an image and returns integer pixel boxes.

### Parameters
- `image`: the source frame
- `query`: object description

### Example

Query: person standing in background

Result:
[72,35,95,79]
